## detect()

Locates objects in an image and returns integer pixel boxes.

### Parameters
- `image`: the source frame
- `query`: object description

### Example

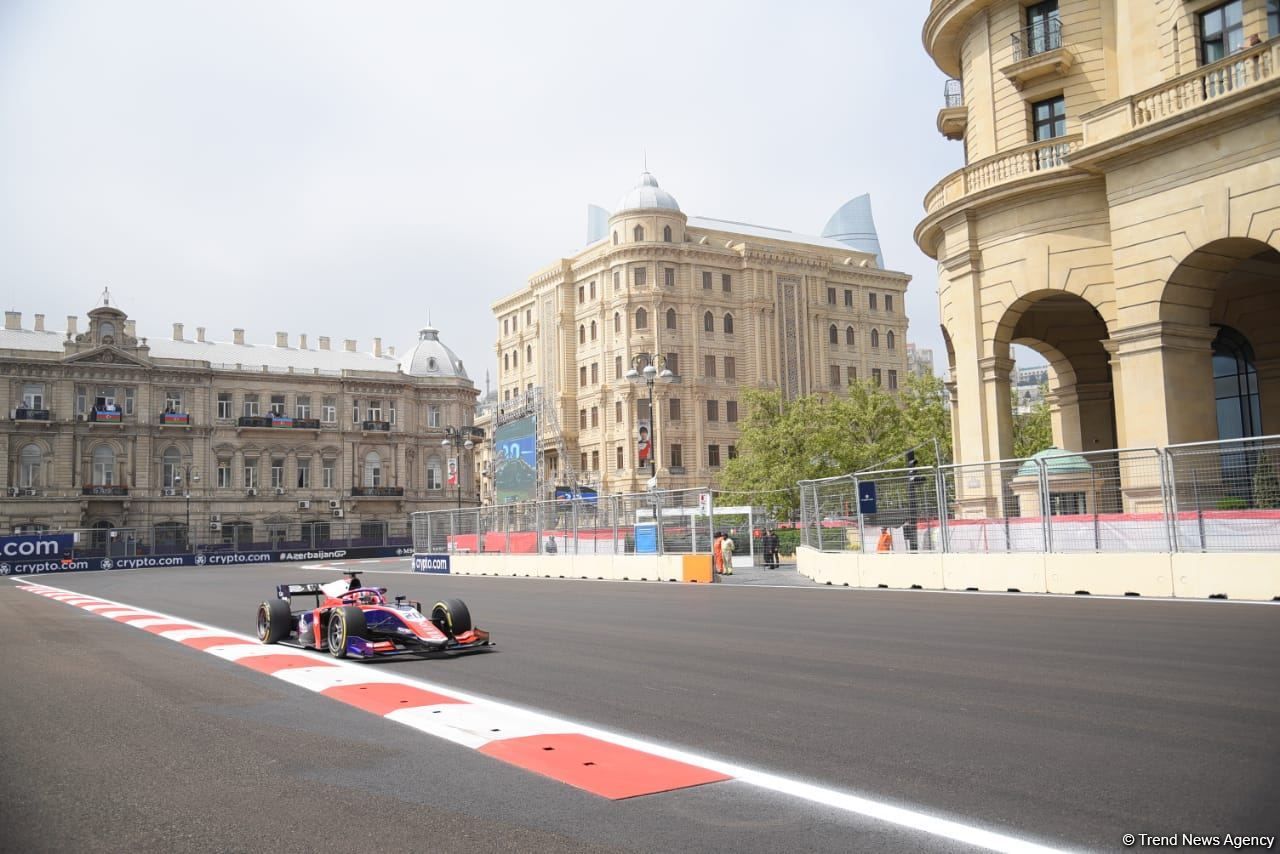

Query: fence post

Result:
[1192,463,1206,552]
[1037,457,1054,552]
[852,476,863,555]
[654,489,666,556]
[1158,449,1176,553]
[935,465,950,553]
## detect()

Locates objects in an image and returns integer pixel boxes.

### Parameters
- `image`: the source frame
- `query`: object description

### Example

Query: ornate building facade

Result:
[918,0,1280,466]
[492,172,912,496]
[1,299,478,545]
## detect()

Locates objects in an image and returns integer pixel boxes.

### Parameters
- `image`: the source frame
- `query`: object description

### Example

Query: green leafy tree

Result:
[1012,382,1054,458]
[899,371,952,467]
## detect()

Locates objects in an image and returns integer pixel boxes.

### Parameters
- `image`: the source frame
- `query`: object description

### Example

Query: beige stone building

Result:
[918,0,1280,467]
[1,299,478,547]
[492,172,911,496]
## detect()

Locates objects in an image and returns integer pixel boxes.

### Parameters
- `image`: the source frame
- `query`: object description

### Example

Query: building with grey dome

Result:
[1,297,478,544]
[491,171,912,497]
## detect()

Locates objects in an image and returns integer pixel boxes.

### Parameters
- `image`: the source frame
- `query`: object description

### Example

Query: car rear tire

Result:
[430,598,472,636]
[327,605,366,658]
[257,599,292,644]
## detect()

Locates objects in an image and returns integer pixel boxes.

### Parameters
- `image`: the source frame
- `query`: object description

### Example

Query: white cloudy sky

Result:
[1,0,1001,387]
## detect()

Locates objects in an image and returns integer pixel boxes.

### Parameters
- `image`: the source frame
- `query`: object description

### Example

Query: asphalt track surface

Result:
[2,561,1277,853]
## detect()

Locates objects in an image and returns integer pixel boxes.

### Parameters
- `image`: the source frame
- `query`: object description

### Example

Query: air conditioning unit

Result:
[162,487,176,497]
[297,500,311,510]
[247,487,258,497]
[210,514,221,523]
[209,521,222,531]
[274,487,285,495]
[6,487,18,497]
[332,509,344,518]
[328,499,341,509]
[22,488,38,497]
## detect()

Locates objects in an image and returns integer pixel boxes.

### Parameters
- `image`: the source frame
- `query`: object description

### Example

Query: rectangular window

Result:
[580,366,587,387]
[1269,0,1279,38]
[1031,95,1066,141]
[271,394,286,416]
[217,460,231,489]
[295,395,311,419]
[352,400,360,423]
[164,389,182,411]
[322,397,336,423]
[724,356,736,379]
[323,461,335,489]
[888,369,899,390]
[844,289,853,307]
[827,287,836,305]
[243,394,259,418]
[637,397,651,421]
[367,399,382,421]
[426,463,440,490]
[18,382,42,410]
[726,400,738,422]
[591,406,599,428]
[580,452,588,471]
[702,271,712,290]
[589,281,596,299]
[615,400,622,423]
[271,459,285,489]
[428,404,441,428]
[1024,0,1061,56]
[389,403,397,426]
[580,408,588,429]
[124,388,135,415]
[885,294,894,313]
[613,271,621,290]
[668,398,682,420]
[670,444,683,468]
[665,352,679,375]
[872,368,882,387]
[1200,0,1243,64]
[591,450,600,471]
[847,366,857,383]
[217,393,232,419]
[615,356,623,379]
[578,285,585,303]
[707,400,719,422]
[297,459,311,489]
[634,267,647,286]
[591,363,599,384]
[244,462,259,489]
[76,385,87,416]
[728,445,738,460]
[664,267,675,288]
[704,354,716,377]
[869,292,878,311]
[616,446,624,469]
[831,365,841,387]
[721,273,731,293]
[708,444,721,468]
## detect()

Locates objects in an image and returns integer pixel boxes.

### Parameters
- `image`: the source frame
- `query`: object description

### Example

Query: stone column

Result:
[1112,322,1216,447]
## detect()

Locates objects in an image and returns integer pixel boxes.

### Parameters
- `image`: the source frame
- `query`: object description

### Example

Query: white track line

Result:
[11,577,1068,853]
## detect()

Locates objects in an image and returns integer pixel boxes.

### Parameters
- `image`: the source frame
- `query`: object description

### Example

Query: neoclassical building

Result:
[918,0,1279,467]
[1,299,478,547]
[492,172,911,496]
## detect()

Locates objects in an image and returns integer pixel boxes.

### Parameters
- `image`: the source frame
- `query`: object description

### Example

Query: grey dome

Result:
[821,193,885,268]
[399,326,469,379]
[614,171,681,214]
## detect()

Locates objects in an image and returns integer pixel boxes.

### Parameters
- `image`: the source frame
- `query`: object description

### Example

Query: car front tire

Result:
[430,598,472,636]
[327,605,366,658]
[257,599,292,644]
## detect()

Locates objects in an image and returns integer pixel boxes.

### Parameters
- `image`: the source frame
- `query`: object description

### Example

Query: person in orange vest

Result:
[712,532,725,574]
[876,527,893,553]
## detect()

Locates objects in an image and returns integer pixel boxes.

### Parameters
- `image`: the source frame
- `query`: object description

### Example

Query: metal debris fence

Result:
[800,435,1280,554]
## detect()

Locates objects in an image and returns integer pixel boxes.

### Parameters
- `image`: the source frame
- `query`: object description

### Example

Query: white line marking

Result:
[120,617,190,629]
[12,577,1069,853]
[159,628,238,642]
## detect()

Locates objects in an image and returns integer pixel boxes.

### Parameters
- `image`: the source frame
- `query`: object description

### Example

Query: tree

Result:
[1012,382,1054,458]
[899,371,952,467]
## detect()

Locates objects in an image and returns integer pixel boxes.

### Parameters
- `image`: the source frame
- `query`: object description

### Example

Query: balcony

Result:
[937,78,967,140]
[159,411,191,426]
[88,409,125,424]
[83,485,129,497]
[922,133,1083,215]
[1001,19,1072,90]
[1079,39,1278,155]
[361,420,391,432]
[237,415,273,428]
[351,486,404,497]
[11,408,52,423]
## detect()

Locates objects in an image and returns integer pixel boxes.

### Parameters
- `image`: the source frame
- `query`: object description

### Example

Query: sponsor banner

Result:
[0,544,414,576]
[0,534,75,561]
[412,553,451,574]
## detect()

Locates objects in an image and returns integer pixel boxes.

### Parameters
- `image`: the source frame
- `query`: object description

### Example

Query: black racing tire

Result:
[430,598,472,636]
[257,599,292,644]
[327,605,366,658]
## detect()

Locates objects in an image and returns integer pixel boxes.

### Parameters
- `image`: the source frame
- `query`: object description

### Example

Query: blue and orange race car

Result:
[255,573,493,659]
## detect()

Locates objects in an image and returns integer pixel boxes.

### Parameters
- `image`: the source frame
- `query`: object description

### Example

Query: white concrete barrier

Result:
[1171,553,1280,601]
[942,553,1048,594]
[1044,553,1174,597]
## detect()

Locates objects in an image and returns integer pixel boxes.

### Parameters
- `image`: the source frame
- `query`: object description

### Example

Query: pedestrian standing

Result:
[763,529,780,569]
[722,532,736,575]
[713,532,725,575]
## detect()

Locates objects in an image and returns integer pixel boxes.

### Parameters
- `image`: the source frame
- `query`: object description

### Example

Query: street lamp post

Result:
[173,465,200,552]
[441,427,477,510]
[625,354,675,483]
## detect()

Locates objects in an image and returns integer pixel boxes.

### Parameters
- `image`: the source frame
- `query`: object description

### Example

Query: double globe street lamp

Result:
[441,426,477,509]
[172,465,200,552]
[624,354,674,482]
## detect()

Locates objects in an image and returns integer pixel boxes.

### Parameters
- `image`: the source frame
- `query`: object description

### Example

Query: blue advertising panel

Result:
[0,545,414,577]
[0,533,74,562]
[412,553,451,574]
[493,415,538,504]
[858,481,878,515]
[633,523,658,554]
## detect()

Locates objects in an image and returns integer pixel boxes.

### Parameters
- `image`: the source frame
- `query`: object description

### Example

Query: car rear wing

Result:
[277,582,325,602]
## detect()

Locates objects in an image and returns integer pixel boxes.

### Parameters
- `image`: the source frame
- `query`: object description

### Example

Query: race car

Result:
[255,573,493,659]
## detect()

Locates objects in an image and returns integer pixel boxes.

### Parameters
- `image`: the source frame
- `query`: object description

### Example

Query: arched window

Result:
[364,451,382,487]
[526,344,532,362]
[99,321,116,342]
[612,231,618,245]
[512,349,518,367]
[162,447,181,487]
[704,311,714,332]
[1213,326,1262,440]
[92,445,116,486]
[886,330,896,350]
[871,329,880,348]
[846,326,855,346]
[504,353,509,370]
[635,307,648,329]
[19,444,41,488]
[590,320,597,341]
[578,325,586,344]
[426,457,443,490]
[666,308,677,330]
[633,224,644,242]
[829,324,838,345]
[663,225,672,242]
[614,312,621,333]
[723,313,734,334]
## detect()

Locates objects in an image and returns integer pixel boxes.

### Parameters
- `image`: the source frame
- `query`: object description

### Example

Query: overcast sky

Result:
[1,0,990,389]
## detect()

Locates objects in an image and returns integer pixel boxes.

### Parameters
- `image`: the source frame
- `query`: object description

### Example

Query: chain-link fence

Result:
[414,487,753,556]
[801,435,1280,554]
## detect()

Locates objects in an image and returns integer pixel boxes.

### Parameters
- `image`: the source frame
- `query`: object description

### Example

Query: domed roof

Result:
[399,326,469,380]
[1016,448,1092,478]
[614,171,681,214]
